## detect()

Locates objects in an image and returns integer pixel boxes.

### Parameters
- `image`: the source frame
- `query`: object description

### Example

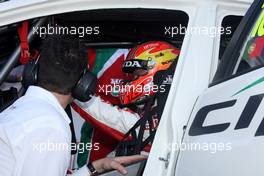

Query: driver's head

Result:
[38,35,87,95]
[119,41,180,105]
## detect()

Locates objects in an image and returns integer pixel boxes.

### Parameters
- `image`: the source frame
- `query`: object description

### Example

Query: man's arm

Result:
[91,155,147,174]
[75,96,140,134]
[72,155,147,176]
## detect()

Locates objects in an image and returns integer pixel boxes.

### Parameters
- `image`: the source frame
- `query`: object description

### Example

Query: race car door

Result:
[175,0,264,175]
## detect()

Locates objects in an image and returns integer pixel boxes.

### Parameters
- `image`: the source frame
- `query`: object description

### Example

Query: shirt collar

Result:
[25,86,71,124]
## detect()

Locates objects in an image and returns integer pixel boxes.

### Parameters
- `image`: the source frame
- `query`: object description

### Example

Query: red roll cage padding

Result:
[18,21,30,64]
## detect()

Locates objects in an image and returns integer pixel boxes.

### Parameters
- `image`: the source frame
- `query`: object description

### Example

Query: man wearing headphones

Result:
[0,35,145,176]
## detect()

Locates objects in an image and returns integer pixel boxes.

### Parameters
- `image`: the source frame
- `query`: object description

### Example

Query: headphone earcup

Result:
[72,70,97,102]
[22,59,38,89]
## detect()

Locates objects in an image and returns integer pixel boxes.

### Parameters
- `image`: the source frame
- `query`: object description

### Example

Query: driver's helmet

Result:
[119,41,180,105]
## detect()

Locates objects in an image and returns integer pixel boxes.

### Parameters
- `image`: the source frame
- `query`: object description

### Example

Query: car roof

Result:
[0,0,254,12]
[0,0,253,26]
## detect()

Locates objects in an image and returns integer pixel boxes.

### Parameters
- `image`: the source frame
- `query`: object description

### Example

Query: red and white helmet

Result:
[119,41,180,105]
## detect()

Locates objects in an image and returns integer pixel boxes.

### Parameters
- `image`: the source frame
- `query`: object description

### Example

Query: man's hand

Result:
[91,155,147,175]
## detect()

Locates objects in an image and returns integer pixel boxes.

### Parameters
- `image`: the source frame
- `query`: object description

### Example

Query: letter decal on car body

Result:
[189,93,264,137]
[189,100,236,136]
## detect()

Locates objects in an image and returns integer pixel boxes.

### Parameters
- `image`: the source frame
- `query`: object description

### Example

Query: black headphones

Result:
[22,59,97,102]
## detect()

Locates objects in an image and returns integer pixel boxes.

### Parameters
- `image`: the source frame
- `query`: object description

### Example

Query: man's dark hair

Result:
[38,35,88,95]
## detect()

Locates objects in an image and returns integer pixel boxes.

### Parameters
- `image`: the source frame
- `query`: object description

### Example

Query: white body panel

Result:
[0,0,254,175]
[143,2,251,176]
[176,67,264,175]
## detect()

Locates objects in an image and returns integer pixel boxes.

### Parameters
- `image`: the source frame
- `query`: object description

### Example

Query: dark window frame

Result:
[211,0,264,87]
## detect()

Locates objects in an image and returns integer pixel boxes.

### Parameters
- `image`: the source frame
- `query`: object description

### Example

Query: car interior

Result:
[0,8,244,175]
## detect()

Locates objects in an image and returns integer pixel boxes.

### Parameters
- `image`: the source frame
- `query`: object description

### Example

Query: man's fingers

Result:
[114,155,147,165]
[91,155,148,174]
[109,160,128,175]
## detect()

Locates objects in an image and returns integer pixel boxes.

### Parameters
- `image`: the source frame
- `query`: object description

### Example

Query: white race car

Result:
[0,0,259,175]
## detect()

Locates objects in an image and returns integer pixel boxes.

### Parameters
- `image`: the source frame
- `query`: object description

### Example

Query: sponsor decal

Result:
[189,72,264,137]
[163,75,173,85]
[110,78,123,97]
[110,78,123,85]
[123,60,142,68]
[189,93,264,137]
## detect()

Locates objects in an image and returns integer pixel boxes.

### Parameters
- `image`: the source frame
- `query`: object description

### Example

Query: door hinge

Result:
[158,152,171,169]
